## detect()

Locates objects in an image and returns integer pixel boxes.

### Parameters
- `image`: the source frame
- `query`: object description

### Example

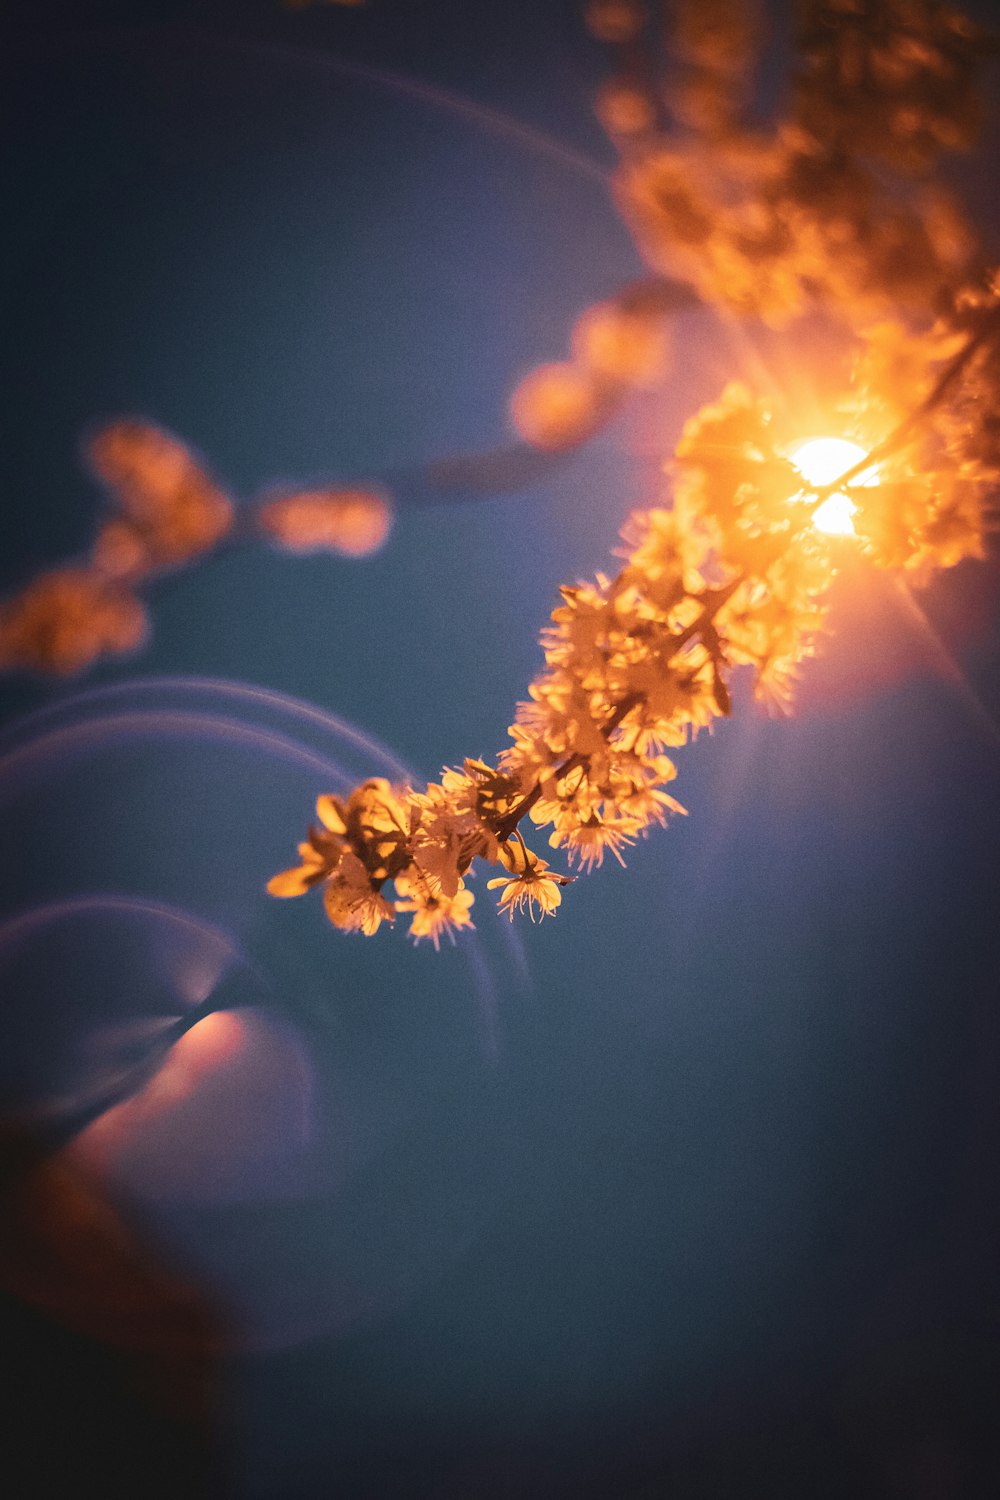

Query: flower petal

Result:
[267,866,316,898]
[315,794,348,834]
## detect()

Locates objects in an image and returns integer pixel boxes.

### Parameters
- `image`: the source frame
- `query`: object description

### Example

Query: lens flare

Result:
[789,436,877,537]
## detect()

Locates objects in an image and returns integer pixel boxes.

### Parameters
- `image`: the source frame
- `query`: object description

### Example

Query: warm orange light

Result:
[788,436,878,537]
[509,362,603,451]
[258,487,393,557]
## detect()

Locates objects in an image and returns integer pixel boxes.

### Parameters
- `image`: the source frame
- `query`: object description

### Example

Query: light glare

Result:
[810,493,858,536]
[789,436,877,537]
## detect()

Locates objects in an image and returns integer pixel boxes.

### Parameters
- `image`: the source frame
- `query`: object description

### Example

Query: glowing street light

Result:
[788,436,878,536]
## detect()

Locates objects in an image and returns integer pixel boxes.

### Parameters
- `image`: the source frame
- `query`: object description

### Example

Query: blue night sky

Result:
[1,2,999,1496]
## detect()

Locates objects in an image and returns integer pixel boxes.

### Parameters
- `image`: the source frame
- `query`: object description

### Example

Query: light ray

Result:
[889,577,1000,749]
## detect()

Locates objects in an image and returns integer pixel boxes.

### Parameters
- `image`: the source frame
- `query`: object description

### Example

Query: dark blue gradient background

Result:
[2,2,999,1496]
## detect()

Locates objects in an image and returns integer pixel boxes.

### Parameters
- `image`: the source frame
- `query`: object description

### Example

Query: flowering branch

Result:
[271,265,1000,941]
[7,0,996,945]
[263,2,1000,942]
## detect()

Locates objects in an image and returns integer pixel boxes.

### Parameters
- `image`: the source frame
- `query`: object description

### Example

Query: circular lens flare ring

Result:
[788,436,878,537]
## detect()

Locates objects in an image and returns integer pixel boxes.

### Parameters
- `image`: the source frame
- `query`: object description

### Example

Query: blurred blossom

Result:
[257,486,393,557]
[571,298,670,388]
[603,0,988,325]
[508,360,610,451]
[670,0,761,135]
[508,280,683,454]
[585,0,646,45]
[796,0,985,171]
[0,567,148,676]
[90,517,154,581]
[595,78,658,139]
[0,1119,224,1394]
[2,416,399,675]
[86,419,234,576]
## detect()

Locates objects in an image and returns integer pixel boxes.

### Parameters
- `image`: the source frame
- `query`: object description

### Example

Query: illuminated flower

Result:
[340,778,411,884]
[555,816,634,871]
[487,847,568,922]
[323,852,394,936]
[405,766,502,892]
[395,873,476,949]
[267,795,349,896]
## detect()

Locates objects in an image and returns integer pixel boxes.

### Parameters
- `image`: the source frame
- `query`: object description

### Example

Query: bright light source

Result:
[791,436,872,488]
[788,436,878,537]
[809,492,857,536]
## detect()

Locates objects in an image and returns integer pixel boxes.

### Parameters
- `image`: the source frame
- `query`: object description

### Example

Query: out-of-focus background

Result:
[2,2,999,1495]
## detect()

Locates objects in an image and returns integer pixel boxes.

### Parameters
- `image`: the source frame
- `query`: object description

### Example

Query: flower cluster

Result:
[0,420,233,676]
[796,0,987,172]
[269,775,499,945]
[510,1,995,476]
[0,566,148,677]
[840,306,1000,573]
[584,0,1000,586]
[274,278,1000,938]
[262,1,1000,939]
[87,420,235,579]
[1,417,395,678]
[605,0,989,325]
